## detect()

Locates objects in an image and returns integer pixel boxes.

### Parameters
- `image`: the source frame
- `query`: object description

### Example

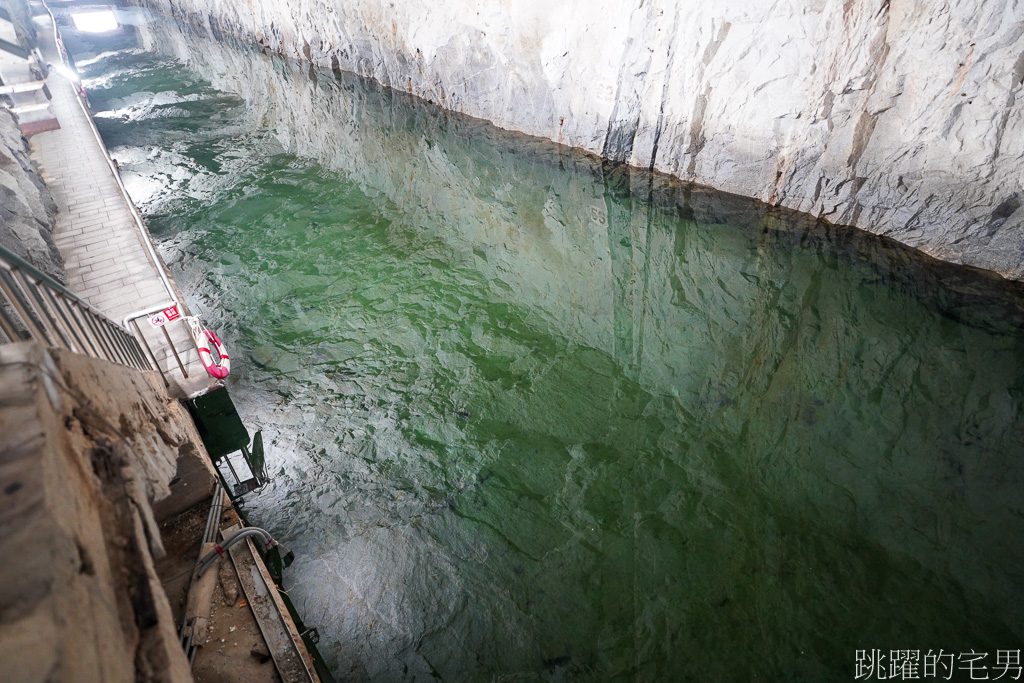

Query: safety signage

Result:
[149,305,180,328]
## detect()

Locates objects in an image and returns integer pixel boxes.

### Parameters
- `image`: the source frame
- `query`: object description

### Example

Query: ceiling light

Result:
[71,9,118,34]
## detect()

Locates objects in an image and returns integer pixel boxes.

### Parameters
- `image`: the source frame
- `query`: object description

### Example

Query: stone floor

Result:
[26,8,215,398]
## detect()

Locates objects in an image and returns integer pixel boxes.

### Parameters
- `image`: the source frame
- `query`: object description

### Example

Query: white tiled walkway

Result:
[28,11,215,398]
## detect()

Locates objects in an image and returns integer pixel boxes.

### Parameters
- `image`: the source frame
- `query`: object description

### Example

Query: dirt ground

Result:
[157,501,281,682]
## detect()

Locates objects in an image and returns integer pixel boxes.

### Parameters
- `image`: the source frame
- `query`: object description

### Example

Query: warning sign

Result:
[149,305,180,328]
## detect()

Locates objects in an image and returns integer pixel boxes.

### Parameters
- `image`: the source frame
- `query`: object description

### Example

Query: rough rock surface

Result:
[0,109,63,281]
[138,0,1024,277]
[0,0,38,42]
[0,343,199,682]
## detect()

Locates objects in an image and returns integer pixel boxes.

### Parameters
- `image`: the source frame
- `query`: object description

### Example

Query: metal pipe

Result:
[203,483,225,546]
[122,300,177,329]
[180,482,224,669]
[196,527,275,578]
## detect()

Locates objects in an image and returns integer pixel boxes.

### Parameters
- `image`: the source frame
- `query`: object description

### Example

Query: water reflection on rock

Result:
[74,11,1024,681]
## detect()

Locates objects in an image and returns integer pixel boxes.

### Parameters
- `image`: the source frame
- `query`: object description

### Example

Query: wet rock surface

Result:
[137,0,1024,277]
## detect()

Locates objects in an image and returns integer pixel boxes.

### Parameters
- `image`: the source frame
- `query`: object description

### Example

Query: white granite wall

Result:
[141,0,1024,277]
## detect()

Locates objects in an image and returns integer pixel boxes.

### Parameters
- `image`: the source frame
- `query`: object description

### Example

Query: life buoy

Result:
[196,329,230,379]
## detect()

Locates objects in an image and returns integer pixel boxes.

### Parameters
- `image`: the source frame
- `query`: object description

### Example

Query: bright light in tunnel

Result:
[71,9,118,34]
[46,61,81,84]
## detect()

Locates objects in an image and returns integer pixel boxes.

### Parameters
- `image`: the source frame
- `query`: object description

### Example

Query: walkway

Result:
[27,8,215,398]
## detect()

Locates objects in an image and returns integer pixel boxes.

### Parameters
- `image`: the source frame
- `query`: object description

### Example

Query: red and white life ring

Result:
[196,329,230,379]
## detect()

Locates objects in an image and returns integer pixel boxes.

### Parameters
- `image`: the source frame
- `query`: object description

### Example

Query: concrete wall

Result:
[139,0,1024,278]
[0,343,201,682]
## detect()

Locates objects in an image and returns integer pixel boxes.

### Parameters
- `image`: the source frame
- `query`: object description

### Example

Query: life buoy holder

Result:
[186,317,230,379]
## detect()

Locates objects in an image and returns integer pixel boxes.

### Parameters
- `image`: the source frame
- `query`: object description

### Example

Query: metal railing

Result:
[122,301,200,383]
[0,244,153,372]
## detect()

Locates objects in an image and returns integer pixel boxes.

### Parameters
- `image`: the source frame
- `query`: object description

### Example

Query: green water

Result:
[69,10,1024,681]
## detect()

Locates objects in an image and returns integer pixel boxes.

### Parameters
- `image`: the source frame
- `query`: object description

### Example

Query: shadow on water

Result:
[62,6,1024,681]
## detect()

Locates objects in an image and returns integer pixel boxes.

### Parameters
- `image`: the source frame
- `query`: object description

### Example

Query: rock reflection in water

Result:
[72,10,1024,681]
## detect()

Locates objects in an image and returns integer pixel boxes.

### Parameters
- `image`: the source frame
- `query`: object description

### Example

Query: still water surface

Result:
[67,10,1024,681]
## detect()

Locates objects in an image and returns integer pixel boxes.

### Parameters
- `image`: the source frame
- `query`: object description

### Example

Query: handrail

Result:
[122,300,195,384]
[122,300,178,329]
[0,80,47,95]
[0,242,76,297]
[0,244,154,372]
[0,37,30,60]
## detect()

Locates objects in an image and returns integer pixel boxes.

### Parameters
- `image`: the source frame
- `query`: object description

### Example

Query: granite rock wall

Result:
[0,0,63,281]
[136,0,1024,278]
[0,108,63,282]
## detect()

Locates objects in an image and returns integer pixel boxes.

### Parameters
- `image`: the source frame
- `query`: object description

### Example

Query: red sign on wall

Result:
[149,305,180,328]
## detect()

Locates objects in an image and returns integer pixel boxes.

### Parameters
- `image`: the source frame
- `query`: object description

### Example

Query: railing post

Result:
[27,279,82,353]
[127,338,148,371]
[121,329,150,371]
[103,320,135,367]
[161,325,188,378]
[12,269,75,351]
[0,301,22,342]
[132,319,169,385]
[43,288,88,353]
[78,304,118,361]
[0,269,52,345]
[94,317,127,365]
[58,293,103,359]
